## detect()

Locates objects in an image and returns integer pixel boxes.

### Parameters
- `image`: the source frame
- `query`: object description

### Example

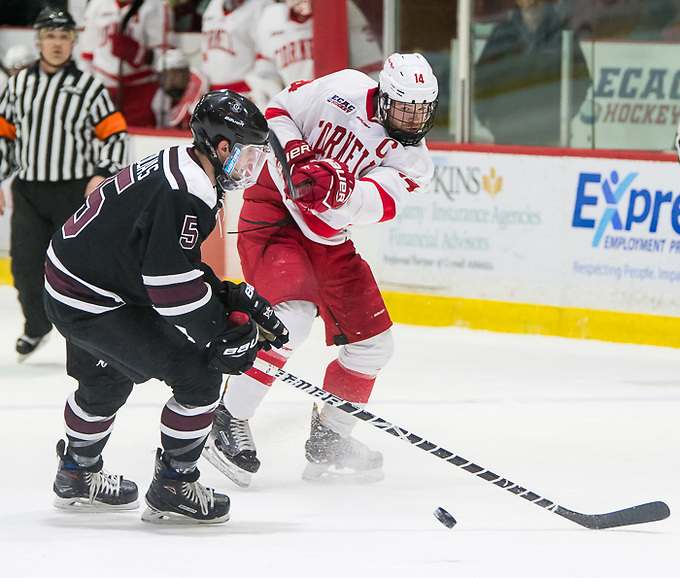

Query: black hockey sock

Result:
[160,451,198,479]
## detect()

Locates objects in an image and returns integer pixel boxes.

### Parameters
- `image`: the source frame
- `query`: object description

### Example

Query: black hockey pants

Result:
[44,296,223,463]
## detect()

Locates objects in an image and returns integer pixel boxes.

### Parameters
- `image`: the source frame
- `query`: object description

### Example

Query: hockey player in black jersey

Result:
[45,90,288,524]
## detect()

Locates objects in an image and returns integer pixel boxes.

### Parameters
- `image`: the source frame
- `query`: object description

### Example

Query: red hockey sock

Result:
[242,346,290,386]
[322,359,376,404]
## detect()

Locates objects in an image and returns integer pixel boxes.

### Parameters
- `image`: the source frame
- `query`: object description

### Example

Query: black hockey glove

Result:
[209,315,259,375]
[219,281,289,350]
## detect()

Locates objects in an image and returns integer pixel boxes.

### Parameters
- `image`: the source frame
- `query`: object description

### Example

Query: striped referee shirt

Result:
[0,60,128,182]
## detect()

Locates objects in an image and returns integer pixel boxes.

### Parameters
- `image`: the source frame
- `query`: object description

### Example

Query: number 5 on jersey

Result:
[62,168,135,239]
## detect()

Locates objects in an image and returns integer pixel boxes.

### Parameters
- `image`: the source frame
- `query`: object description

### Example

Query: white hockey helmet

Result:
[377,52,439,146]
[154,49,189,73]
[3,44,36,73]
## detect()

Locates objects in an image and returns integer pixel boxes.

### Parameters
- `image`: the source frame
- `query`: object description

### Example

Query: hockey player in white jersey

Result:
[151,48,209,129]
[79,0,175,127]
[251,0,383,103]
[202,53,438,486]
[201,0,274,110]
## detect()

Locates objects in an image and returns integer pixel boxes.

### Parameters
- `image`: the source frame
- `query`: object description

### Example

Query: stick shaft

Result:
[253,359,670,529]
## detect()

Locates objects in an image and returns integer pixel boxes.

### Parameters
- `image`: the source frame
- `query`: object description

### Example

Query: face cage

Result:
[160,68,190,97]
[379,94,438,146]
[220,142,270,191]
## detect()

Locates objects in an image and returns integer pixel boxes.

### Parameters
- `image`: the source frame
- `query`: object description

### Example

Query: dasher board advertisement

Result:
[353,150,680,318]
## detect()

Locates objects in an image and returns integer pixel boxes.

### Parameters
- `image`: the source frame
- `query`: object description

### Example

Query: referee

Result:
[0,7,128,361]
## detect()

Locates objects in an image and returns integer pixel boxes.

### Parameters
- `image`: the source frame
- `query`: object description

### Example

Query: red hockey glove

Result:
[111,33,151,68]
[289,159,355,213]
[284,139,315,167]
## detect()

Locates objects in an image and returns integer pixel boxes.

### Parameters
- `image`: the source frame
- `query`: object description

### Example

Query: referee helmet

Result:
[34,8,77,36]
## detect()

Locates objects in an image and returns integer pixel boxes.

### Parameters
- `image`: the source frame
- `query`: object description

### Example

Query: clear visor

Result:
[222,142,270,189]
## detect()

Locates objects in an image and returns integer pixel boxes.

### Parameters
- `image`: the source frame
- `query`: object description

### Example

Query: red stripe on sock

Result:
[243,348,290,386]
[322,359,376,404]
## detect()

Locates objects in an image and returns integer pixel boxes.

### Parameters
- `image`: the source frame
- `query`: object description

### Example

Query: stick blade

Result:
[556,501,670,530]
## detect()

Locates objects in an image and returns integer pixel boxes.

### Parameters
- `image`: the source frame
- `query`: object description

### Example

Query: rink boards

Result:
[357,144,680,347]
[1,135,679,347]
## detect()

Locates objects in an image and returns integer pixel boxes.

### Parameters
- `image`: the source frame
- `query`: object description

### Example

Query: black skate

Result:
[202,402,260,488]
[53,439,139,511]
[302,405,384,484]
[142,449,230,524]
[16,331,50,362]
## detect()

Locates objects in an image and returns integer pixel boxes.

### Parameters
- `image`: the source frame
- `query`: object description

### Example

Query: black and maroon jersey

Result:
[45,145,228,348]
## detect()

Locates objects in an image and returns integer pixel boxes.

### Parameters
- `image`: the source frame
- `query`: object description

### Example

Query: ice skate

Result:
[16,332,50,362]
[142,448,230,524]
[53,439,139,511]
[202,402,260,488]
[302,405,384,484]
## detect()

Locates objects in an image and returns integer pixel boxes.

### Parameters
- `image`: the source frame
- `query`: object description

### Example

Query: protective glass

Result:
[222,142,271,189]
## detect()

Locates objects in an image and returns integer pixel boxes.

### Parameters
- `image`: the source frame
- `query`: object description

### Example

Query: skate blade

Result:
[301,462,385,484]
[141,506,230,525]
[54,496,140,512]
[202,443,252,488]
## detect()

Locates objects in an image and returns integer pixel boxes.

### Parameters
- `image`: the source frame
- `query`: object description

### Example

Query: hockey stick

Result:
[269,131,304,200]
[252,358,670,529]
[116,0,145,111]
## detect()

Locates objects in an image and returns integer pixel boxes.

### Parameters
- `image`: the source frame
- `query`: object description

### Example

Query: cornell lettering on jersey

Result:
[274,38,313,69]
[204,29,236,55]
[99,23,117,47]
[312,121,381,174]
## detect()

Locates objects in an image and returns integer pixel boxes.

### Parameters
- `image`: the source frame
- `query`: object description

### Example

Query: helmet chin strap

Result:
[215,170,239,193]
[209,150,240,196]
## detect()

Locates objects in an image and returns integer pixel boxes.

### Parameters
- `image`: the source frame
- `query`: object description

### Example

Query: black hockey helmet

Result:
[191,90,270,193]
[34,7,77,33]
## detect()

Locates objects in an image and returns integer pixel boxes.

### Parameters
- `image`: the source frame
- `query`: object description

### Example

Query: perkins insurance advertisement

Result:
[354,150,680,318]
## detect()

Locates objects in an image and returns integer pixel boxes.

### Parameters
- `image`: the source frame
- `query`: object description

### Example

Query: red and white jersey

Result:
[254,1,382,90]
[151,68,209,129]
[200,0,274,96]
[79,0,174,89]
[264,69,434,246]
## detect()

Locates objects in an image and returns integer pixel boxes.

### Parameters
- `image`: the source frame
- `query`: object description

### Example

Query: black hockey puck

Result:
[434,507,456,529]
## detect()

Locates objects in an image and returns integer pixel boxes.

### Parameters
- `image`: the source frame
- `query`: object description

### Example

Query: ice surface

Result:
[0,285,677,576]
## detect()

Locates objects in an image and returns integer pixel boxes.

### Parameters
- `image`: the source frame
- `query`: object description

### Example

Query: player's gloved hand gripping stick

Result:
[209,282,289,375]
[282,138,355,211]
